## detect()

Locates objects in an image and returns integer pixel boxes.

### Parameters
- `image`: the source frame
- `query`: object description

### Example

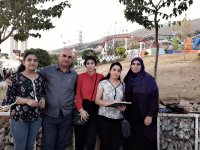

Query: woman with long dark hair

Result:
[74,56,104,150]
[2,51,46,150]
[123,57,159,150]
[95,62,126,150]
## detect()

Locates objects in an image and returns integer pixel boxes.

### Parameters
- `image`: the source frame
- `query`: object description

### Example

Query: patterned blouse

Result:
[2,72,46,122]
[98,79,125,119]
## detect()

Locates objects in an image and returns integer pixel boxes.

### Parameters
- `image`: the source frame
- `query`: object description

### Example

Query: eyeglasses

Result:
[132,63,141,66]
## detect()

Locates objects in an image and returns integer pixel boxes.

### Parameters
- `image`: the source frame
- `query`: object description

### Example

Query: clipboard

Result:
[106,101,132,107]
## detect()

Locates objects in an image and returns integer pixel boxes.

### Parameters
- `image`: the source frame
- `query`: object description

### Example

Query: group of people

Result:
[0,68,14,81]
[2,48,159,150]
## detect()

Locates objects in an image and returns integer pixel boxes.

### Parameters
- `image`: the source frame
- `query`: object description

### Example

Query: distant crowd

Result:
[0,68,14,81]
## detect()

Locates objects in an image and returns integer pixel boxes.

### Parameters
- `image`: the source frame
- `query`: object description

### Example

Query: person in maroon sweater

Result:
[74,56,104,150]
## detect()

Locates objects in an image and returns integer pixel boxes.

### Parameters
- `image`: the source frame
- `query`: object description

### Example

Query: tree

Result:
[82,49,99,62]
[128,40,140,50]
[171,37,180,50]
[116,46,126,57]
[73,56,78,66]
[0,0,70,45]
[23,48,51,67]
[119,0,193,80]
[49,53,78,67]
[50,54,58,65]
[107,48,114,56]
[172,16,192,38]
[194,30,200,36]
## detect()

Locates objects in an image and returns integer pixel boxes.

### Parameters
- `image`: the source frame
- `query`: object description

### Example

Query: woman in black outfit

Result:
[123,57,159,150]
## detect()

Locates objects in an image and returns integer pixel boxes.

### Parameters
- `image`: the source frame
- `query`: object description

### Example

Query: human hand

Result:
[112,99,120,103]
[38,98,45,109]
[118,105,126,111]
[79,109,89,122]
[144,116,152,126]
[27,99,38,107]
[6,79,12,86]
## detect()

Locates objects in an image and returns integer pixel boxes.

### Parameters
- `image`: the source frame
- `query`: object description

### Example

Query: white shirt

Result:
[98,79,125,119]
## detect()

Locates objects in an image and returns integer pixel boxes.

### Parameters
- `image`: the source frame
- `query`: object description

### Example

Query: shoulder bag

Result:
[73,74,98,125]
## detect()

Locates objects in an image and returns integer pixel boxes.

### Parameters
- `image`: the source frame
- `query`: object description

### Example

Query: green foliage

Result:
[195,30,200,36]
[198,53,200,59]
[73,57,78,66]
[119,0,193,79]
[178,44,184,50]
[107,49,114,55]
[119,0,193,30]
[102,59,107,64]
[144,51,149,55]
[0,0,70,44]
[50,54,58,65]
[82,49,99,62]
[123,54,127,58]
[116,47,126,57]
[171,37,180,50]
[23,48,51,67]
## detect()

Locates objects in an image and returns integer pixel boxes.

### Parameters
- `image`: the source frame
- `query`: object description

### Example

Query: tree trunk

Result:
[154,13,159,81]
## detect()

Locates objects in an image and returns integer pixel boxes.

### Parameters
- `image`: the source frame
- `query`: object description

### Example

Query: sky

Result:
[1,0,200,53]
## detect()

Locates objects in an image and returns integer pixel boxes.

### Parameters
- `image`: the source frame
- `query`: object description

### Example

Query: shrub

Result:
[144,51,149,55]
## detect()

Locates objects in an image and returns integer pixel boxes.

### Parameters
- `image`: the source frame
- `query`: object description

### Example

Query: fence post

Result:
[195,115,199,150]
[157,116,160,150]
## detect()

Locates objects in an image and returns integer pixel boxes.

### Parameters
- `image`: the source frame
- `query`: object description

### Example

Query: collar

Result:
[55,64,71,73]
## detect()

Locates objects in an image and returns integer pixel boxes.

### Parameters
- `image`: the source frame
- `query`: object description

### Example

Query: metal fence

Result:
[158,113,199,150]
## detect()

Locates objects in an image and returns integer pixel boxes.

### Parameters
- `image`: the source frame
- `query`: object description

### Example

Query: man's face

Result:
[58,50,73,68]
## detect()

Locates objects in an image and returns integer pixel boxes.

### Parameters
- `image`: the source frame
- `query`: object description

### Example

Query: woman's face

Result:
[85,59,96,72]
[109,65,121,80]
[23,54,38,71]
[131,60,142,73]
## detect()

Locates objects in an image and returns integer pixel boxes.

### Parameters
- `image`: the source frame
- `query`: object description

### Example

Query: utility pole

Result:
[113,21,117,61]
[125,29,128,51]
[79,31,83,51]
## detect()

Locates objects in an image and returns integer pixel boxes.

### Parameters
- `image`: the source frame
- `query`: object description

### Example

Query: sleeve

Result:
[39,66,47,76]
[124,83,133,120]
[124,83,132,102]
[75,75,83,111]
[98,81,104,92]
[122,82,126,101]
[74,75,77,95]
[2,74,19,106]
[41,75,46,98]
[147,81,159,117]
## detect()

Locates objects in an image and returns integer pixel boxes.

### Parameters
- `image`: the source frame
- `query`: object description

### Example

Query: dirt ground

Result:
[76,53,200,101]
[0,53,199,102]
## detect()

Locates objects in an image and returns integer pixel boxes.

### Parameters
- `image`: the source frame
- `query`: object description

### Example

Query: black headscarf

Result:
[124,57,158,94]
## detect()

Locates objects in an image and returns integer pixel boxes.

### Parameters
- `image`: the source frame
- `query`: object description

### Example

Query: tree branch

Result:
[0,27,14,44]
[156,0,164,10]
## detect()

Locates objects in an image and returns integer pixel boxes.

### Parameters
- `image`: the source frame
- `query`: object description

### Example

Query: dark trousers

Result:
[98,116,122,150]
[123,126,157,150]
[74,118,98,150]
[41,112,73,150]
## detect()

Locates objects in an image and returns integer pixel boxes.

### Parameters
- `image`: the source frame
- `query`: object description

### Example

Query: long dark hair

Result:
[17,51,38,72]
[104,62,122,81]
